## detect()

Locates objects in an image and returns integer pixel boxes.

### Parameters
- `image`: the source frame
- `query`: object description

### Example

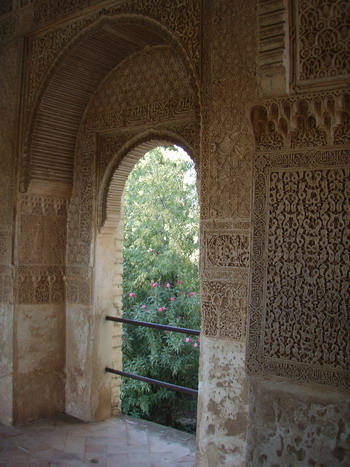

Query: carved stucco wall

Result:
[246,0,350,460]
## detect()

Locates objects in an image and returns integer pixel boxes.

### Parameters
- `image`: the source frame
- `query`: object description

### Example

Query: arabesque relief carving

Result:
[16,266,65,304]
[202,281,247,340]
[201,0,258,220]
[251,91,350,151]
[247,150,350,388]
[295,0,350,85]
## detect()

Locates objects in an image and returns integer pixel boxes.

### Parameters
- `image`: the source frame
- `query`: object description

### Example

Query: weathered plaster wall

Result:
[247,378,350,466]
[14,304,65,422]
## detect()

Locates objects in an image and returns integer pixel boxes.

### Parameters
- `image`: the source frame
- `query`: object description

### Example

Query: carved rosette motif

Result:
[294,0,350,87]
[251,91,350,151]
[247,151,350,388]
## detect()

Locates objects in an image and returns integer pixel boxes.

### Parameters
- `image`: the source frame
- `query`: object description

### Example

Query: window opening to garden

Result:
[120,145,200,433]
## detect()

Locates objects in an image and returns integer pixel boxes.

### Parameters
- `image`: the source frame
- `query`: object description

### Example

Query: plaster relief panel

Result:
[202,281,247,340]
[18,195,67,260]
[16,266,65,304]
[201,0,259,220]
[293,0,350,90]
[247,150,350,388]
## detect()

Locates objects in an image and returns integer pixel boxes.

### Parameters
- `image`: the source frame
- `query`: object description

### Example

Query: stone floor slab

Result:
[0,415,196,466]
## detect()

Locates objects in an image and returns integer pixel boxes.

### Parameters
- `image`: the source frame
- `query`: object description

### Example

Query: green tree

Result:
[121,146,200,431]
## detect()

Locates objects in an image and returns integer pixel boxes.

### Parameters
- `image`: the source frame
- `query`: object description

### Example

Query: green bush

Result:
[121,147,200,430]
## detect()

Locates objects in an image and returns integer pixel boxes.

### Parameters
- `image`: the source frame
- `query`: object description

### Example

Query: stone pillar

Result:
[197,0,259,464]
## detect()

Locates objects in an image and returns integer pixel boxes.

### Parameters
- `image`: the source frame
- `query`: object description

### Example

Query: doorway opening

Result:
[120,145,200,433]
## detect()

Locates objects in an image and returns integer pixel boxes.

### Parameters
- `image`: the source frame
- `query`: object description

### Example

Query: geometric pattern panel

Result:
[247,150,350,388]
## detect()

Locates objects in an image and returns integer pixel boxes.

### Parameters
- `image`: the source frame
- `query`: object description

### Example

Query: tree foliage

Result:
[121,147,200,430]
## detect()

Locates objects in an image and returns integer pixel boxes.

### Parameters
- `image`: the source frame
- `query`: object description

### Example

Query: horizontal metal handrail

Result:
[105,367,198,396]
[106,316,200,336]
[106,315,200,396]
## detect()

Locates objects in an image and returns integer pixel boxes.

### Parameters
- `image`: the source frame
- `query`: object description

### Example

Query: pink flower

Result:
[151,282,158,288]
[158,306,166,312]
[197,338,200,343]
[170,297,175,301]
[193,343,198,348]
[129,292,136,297]
[141,305,147,309]
[166,283,171,288]
[177,281,182,285]
[188,292,196,297]
[185,337,191,343]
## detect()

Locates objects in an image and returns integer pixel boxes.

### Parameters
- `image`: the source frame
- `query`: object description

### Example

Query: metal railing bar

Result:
[105,367,198,396]
[106,316,200,336]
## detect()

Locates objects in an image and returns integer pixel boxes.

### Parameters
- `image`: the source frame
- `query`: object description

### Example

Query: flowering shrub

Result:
[121,279,200,429]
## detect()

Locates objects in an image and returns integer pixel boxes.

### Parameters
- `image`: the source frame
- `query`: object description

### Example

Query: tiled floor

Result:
[0,414,196,467]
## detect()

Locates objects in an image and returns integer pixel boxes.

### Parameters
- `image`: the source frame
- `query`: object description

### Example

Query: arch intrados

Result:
[24,13,200,192]
[99,131,195,233]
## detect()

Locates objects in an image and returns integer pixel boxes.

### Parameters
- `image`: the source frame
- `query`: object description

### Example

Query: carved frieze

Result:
[247,150,350,388]
[293,0,350,88]
[251,91,350,151]
[16,266,65,304]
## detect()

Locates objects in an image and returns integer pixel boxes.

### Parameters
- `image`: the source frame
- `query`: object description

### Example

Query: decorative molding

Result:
[257,0,289,96]
[250,91,350,151]
[247,150,350,388]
